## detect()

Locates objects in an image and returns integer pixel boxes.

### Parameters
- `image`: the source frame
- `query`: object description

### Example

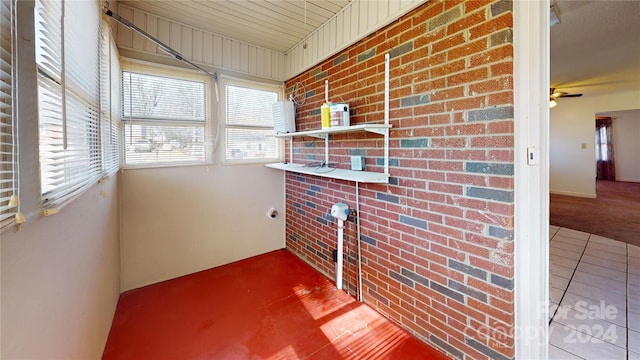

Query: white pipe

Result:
[324,80,329,103]
[356,181,363,301]
[336,218,344,290]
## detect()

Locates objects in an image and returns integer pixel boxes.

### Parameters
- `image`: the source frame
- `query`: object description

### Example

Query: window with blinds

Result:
[101,22,121,176]
[224,84,279,162]
[122,70,208,166]
[0,0,17,227]
[36,0,103,210]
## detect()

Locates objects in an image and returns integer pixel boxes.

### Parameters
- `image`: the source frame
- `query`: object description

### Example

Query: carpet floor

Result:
[550,180,640,247]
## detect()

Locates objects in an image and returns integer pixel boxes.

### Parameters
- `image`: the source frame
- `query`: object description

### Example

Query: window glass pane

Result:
[225,85,277,127]
[124,123,205,164]
[122,71,205,122]
[225,128,278,160]
[224,84,279,162]
[121,69,208,166]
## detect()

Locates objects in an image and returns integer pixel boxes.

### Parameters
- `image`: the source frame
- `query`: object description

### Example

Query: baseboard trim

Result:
[615,178,640,183]
[550,190,597,198]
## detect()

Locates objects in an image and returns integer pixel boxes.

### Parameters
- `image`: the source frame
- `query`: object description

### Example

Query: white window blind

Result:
[0,0,17,226]
[101,21,120,175]
[224,84,279,162]
[122,70,208,166]
[36,0,103,210]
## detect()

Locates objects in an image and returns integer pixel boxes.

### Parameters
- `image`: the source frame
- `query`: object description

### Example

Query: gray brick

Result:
[430,281,464,303]
[315,71,327,81]
[305,89,316,98]
[490,29,513,47]
[491,0,513,17]
[303,141,316,148]
[349,148,367,156]
[491,273,514,290]
[399,215,428,230]
[376,192,399,204]
[448,279,488,302]
[400,138,430,148]
[449,259,487,280]
[357,48,376,62]
[466,187,513,203]
[305,244,317,254]
[388,177,399,185]
[401,94,430,107]
[390,270,414,287]
[489,226,514,240]
[430,335,464,360]
[295,176,306,182]
[310,185,322,192]
[289,233,301,242]
[316,251,328,261]
[368,289,389,306]
[293,202,302,208]
[428,6,462,31]
[467,106,514,122]
[309,67,322,77]
[389,41,414,59]
[304,154,316,160]
[376,157,399,167]
[465,162,514,175]
[361,235,377,246]
[309,108,321,116]
[465,337,511,360]
[296,208,305,215]
[315,216,327,226]
[305,201,316,209]
[333,53,348,66]
[316,239,328,249]
[401,268,430,287]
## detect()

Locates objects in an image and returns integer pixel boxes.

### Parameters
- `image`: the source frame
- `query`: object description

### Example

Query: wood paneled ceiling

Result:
[118,0,351,53]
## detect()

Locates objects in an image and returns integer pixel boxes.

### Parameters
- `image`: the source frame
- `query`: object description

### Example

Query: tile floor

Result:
[549,226,640,360]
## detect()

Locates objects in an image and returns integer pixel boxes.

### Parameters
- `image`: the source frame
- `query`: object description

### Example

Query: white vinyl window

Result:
[224,81,280,163]
[122,68,208,166]
[36,0,103,211]
[0,0,17,227]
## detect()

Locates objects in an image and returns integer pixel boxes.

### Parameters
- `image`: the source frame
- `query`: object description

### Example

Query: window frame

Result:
[120,60,213,169]
[219,75,284,165]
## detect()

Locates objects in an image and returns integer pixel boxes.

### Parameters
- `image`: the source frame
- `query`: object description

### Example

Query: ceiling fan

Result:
[549,88,582,107]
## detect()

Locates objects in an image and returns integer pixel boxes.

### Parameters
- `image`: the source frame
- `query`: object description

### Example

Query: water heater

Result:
[272,100,296,134]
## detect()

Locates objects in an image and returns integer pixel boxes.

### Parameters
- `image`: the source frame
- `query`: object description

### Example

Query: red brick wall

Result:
[284,1,515,359]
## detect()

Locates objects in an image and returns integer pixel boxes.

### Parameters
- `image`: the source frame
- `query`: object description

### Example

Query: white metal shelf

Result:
[275,123,391,139]
[267,123,392,183]
[266,163,390,183]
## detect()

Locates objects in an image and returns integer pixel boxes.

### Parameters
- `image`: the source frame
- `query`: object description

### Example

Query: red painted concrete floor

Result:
[103,249,449,359]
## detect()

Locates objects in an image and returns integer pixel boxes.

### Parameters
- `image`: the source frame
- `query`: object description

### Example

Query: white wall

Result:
[1,3,121,357]
[1,176,120,358]
[607,109,640,182]
[550,89,640,197]
[120,164,285,291]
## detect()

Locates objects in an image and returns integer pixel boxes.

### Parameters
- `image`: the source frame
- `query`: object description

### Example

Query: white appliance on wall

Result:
[272,100,296,134]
